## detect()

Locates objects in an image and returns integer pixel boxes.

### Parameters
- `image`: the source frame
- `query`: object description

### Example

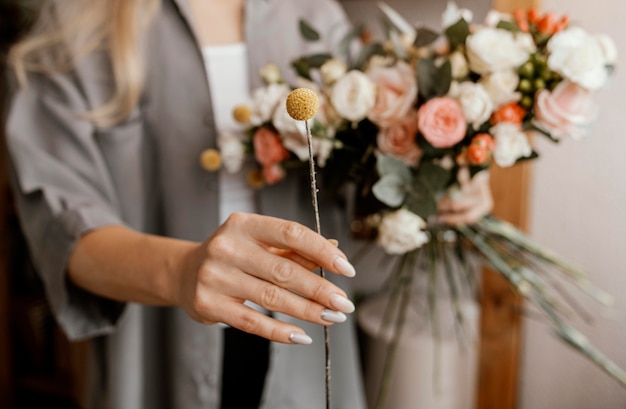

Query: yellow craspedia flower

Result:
[286,88,319,121]
[232,104,252,124]
[199,149,222,171]
[247,169,265,189]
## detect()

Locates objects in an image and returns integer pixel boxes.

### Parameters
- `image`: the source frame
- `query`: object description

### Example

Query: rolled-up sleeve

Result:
[5,72,128,340]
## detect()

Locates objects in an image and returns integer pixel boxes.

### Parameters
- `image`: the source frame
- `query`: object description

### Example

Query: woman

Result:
[5,0,492,408]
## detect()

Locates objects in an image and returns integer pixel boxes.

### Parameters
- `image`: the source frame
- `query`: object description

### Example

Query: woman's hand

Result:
[176,212,357,345]
[437,168,493,226]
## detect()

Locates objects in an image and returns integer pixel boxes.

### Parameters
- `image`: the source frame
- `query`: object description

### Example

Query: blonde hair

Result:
[9,0,161,127]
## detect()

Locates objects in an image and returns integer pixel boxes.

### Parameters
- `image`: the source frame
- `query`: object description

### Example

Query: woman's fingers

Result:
[189,213,355,336]
[225,212,357,278]
[216,269,348,326]
[437,169,493,226]
[206,300,316,344]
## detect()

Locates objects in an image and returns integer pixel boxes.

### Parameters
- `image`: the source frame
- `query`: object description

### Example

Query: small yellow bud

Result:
[247,168,265,189]
[199,149,222,171]
[286,88,319,121]
[232,105,252,124]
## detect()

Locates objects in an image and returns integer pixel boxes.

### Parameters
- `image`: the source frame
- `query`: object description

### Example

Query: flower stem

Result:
[305,120,331,409]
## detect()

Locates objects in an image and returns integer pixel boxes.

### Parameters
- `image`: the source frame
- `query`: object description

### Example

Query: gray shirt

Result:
[5,0,367,407]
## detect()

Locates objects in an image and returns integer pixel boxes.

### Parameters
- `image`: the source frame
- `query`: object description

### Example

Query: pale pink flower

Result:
[367,61,417,128]
[377,111,422,166]
[417,97,466,148]
[533,80,599,140]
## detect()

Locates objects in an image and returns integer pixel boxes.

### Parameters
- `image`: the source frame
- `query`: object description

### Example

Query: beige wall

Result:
[521,0,626,407]
[340,0,626,407]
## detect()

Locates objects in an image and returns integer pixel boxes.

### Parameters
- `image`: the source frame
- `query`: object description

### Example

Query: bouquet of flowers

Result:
[206,2,624,406]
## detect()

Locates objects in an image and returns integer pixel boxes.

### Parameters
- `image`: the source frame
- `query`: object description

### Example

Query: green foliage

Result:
[444,18,471,50]
[413,27,440,48]
[299,19,320,41]
[417,58,452,99]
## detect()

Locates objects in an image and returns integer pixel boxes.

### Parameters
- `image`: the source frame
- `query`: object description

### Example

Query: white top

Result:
[201,43,256,224]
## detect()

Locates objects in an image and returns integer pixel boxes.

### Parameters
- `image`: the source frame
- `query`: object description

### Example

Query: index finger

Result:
[243,214,356,278]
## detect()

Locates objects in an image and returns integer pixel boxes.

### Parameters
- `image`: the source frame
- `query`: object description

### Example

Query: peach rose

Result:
[253,127,290,166]
[262,163,286,185]
[417,97,467,148]
[533,80,599,140]
[367,61,417,128]
[377,111,422,166]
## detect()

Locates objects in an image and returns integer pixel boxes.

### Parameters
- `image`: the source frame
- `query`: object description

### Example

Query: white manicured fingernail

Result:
[321,309,347,323]
[329,294,355,314]
[289,332,313,345]
[334,256,356,277]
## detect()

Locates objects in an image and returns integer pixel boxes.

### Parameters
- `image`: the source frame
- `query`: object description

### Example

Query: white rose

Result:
[271,93,304,136]
[515,32,537,54]
[259,63,282,84]
[449,50,469,79]
[320,59,348,85]
[596,34,618,65]
[442,1,473,29]
[491,122,532,167]
[331,70,377,122]
[479,70,521,108]
[449,81,494,129]
[466,28,530,74]
[547,27,608,90]
[217,131,246,173]
[377,209,429,254]
[249,83,291,125]
[314,138,334,167]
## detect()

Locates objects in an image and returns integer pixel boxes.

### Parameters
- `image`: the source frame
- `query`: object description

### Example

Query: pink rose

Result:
[253,127,290,166]
[417,97,467,148]
[377,111,423,166]
[367,61,417,128]
[533,80,599,140]
[262,163,286,185]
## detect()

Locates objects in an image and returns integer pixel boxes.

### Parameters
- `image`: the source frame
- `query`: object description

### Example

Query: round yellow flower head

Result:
[286,88,319,121]
[232,104,252,124]
[199,149,222,171]
[247,169,265,189]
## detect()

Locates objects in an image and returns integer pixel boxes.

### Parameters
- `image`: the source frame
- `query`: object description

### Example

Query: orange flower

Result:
[466,133,495,165]
[490,102,527,126]
[527,8,539,24]
[553,15,570,33]
[537,13,557,34]
[513,9,530,32]
[253,127,290,166]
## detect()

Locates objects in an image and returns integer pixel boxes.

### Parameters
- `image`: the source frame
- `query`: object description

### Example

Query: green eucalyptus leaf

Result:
[299,19,321,41]
[497,20,521,32]
[377,155,412,181]
[305,53,333,68]
[434,59,452,96]
[405,178,438,218]
[372,174,408,207]
[444,18,471,50]
[418,161,452,193]
[418,58,437,100]
[354,42,386,70]
[414,27,441,48]
[291,58,312,80]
